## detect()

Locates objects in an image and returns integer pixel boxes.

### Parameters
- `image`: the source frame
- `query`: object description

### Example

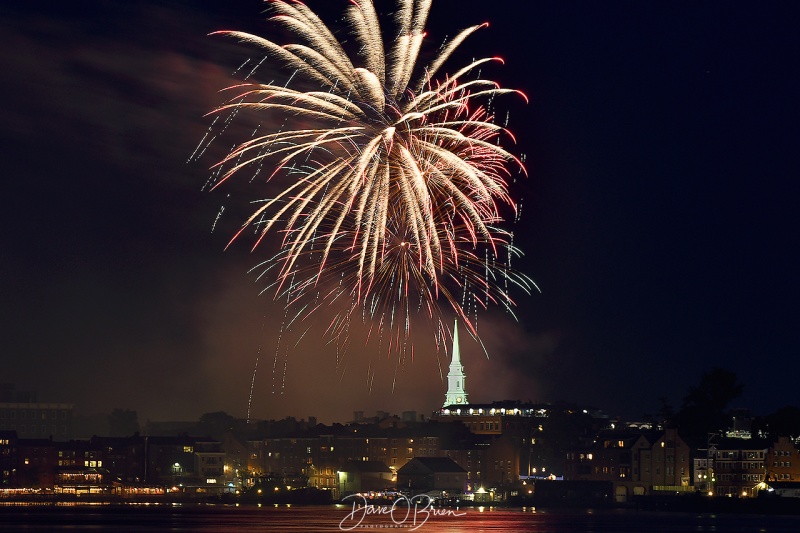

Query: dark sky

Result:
[1,0,798,424]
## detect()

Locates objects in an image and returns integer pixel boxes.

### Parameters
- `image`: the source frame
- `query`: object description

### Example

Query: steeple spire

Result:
[443,319,468,407]
[451,319,461,365]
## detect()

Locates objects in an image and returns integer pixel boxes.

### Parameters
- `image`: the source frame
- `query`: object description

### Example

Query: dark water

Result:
[1,503,800,532]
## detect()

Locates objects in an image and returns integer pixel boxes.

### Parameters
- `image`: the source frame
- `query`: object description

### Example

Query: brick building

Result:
[565,428,691,502]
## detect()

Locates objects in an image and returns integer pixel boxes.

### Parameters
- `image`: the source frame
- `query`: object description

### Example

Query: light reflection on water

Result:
[0,504,799,532]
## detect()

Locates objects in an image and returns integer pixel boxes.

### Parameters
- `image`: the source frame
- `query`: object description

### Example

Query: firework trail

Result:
[202,0,537,362]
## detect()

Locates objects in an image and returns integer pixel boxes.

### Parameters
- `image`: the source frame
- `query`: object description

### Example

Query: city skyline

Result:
[1,0,799,424]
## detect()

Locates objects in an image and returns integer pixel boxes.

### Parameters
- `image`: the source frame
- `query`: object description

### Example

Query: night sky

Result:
[2,0,798,424]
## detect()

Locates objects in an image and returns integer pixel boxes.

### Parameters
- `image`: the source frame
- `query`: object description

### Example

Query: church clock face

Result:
[456,397,463,403]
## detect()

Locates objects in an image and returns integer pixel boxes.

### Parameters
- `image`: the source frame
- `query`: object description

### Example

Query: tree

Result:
[108,408,139,437]
[753,406,800,440]
[673,368,744,449]
[644,397,675,427]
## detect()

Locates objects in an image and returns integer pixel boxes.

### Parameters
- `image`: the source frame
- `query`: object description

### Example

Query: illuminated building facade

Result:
[307,464,338,493]
[194,440,226,487]
[712,438,768,497]
[337,460,394,495]
[766,436,800,482]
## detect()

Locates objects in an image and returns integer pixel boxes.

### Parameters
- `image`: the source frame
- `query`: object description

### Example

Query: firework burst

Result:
[201,0,536,362]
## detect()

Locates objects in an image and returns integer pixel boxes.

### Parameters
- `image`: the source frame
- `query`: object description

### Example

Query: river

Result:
[1,503,799,532]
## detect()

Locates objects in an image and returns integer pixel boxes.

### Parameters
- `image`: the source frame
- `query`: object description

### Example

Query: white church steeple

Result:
[443,320,468,407]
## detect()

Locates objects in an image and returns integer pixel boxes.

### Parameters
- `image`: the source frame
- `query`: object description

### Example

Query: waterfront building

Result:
[307,463,338,495]
[194,440,226,488]
[564,427,691,502]
[765,436,800,483]
[397,457,467,493]
[434,400,608,486]
[91,435,146,483]
[17,438,57,488]
[711,438,768,497]
[337,460,394,495]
